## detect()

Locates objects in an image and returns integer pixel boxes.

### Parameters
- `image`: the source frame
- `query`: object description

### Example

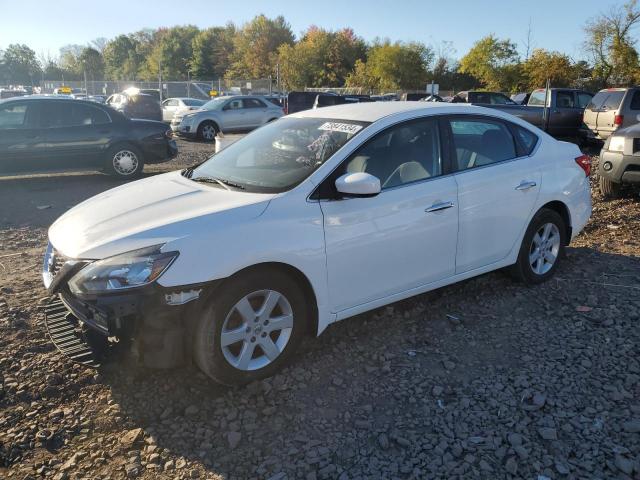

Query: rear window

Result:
[587,90,625,110]
[514,125,538,155]
[182,99,205,107]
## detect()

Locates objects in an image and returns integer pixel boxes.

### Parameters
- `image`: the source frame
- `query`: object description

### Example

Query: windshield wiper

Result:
[190,175,245,190]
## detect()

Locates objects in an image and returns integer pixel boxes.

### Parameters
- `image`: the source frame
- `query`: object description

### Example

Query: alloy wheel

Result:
[529,222,560,275]
[202,125,216,141]
[220,290,294,371]
[112,150,139,176]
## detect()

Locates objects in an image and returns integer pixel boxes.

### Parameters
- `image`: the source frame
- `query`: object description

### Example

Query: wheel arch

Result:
[220,261,319,336]
[197,118,220,133]
[537,200,572,244]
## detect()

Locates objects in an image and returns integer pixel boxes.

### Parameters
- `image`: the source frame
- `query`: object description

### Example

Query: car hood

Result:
[49,171,274,260]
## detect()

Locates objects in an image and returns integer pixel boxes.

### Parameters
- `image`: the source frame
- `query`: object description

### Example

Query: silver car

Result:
[174,95,284,141]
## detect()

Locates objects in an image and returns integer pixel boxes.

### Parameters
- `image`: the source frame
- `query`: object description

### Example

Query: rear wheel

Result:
[510,209,566,285]
[197,121,218,142]
[104,145,144,178]
[193,270,307,385]
[599,175,622,199]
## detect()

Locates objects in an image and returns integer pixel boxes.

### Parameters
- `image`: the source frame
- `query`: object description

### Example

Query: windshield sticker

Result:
[318,122,363,135]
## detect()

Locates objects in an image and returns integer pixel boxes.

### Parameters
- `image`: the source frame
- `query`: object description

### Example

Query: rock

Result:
[432,386,444,396]
[505,456,518,475]
[175,458,187,470]
[227,431,242,450]
[507,433,523,447]
[164,460,175,471]
[124,463,140,478]
[184,405,199,416]
[377,433,389,450]
[120,428,144,447]
[614,454,633,475]
[622,419,640,433]
[538,428,557,441]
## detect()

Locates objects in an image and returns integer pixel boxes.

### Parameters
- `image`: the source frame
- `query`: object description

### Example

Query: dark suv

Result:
[106,93,162,121]
[0,97,177,177]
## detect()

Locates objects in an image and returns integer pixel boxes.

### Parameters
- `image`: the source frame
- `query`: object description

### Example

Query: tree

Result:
[584,0,640,86]
[78,47,104,80]
[103,35,142,80]
[458,35,520,91]
[522,49,576,89]
[227,15,294,78]
[346,40,433,91]
[190,24,236,79]
[2,44,40,84]
[278,27,366,89]
[139,25,199,80]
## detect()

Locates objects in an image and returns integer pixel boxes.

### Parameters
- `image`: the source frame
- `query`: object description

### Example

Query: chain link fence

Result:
[40,78,274,99]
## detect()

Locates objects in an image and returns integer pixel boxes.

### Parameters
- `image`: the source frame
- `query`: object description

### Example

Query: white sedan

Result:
[42,103,591,384]
[161,97,207,123]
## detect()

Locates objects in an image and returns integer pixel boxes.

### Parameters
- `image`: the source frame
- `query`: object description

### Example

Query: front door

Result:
[0,101,45,174]
[221,99,246,131]
[446,115,541,273]
[319,117,458,313]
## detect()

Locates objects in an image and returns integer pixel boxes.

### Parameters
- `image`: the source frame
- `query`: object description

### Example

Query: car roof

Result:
[290,101,516,123]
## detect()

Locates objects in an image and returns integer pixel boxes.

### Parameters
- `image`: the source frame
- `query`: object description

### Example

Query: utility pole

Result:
[158,57,163,102]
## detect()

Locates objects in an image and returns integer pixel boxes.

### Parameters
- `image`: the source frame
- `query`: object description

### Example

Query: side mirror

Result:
[335,172,381,198]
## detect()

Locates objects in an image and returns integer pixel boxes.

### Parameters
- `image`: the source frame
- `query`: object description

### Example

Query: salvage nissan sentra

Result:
[42,102,592,385]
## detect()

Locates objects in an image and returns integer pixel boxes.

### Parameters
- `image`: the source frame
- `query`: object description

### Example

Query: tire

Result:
[197,121,218,142]
[599,175,622,199]
[510,208,566,285]
[104,144,144,178]
[193,269,307,385]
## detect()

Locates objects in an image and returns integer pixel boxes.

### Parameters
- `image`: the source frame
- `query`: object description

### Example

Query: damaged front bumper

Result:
[42,244,213,368]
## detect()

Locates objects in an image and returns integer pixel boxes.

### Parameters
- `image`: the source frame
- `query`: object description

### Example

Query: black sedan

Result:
[0,97,178,178]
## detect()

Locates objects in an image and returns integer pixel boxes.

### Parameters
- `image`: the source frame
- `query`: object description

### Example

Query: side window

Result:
[490,94,511,105]
[342,118,442,189]
[629,91,640,110]
[449,118,517,171]
[243,98,267,109]
[577,92,593,109]
[0,103,28,129]
[226,99,243,110]
[528,91,547,106]
[513,125,538,155]
[556,91,576,108]
[40,102,74,128]
[72,104,110,125]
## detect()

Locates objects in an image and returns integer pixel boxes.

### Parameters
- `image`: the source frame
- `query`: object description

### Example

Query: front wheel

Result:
[104,145,144,178]
[197,121,218,142]
[510,208,566,285]
[193,270,307,385]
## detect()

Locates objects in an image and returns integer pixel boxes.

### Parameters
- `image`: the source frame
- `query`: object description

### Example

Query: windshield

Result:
[202,97,229,110]
[191,117,370,193]
[183,99,206,107]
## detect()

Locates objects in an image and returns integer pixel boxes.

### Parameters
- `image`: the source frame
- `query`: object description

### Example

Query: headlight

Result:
[68,246,178,295]
[608,136,625,153]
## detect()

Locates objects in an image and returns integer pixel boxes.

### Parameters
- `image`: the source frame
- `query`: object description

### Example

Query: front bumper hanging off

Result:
[44,297,105,368]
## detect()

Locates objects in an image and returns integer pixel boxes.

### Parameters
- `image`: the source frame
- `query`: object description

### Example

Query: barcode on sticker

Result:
[318,122,363,134]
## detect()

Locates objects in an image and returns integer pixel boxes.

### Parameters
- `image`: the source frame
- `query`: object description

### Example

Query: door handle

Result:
[425,201,455,213]
[515,181,537,191]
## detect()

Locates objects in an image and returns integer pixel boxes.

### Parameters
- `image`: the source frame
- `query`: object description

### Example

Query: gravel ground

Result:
[0,141,639,480]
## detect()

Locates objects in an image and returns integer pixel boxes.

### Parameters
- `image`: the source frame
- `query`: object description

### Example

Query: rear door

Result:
[0,101,44,174]
[446,115,541,273]
[162,99,179,122]
[40,101,113,170]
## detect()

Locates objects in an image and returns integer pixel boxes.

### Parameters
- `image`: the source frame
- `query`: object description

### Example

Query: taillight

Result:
[575,154,591,176]
[165,129,173,139]
[283,106,288,115]
[614,114,624,126]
